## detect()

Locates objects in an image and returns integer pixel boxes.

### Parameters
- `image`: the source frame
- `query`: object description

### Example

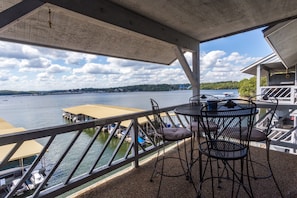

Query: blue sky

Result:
[0,28,273,91]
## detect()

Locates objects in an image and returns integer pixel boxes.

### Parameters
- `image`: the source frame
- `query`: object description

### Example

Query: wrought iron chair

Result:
[197,99,257,198]
[149,98,193,197]
[246,95,284,197]
[188,94,220,135]
[187,94,219,164]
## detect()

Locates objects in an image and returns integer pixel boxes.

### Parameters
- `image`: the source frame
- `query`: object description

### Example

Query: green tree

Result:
[238,76,268,97]
[238,77,256,97]
[260,76,267,86]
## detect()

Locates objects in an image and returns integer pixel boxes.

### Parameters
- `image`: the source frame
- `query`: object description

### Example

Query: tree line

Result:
[0,79,257,96]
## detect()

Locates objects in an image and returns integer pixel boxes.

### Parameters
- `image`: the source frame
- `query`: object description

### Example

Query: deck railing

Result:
[0,104,191,198]
[0,103,296,198]
[261,86,297,104]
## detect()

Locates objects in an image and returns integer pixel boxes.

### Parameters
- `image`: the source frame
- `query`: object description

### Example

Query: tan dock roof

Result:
[63,104,144,118]
[0,119,43,162]
[0,118,14,130]
[63,104,174,128]
[63,104,148,127]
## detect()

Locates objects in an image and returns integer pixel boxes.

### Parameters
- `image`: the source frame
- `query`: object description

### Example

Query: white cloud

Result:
[0,40,261,91]
[47,64,70,73]
[201,50,226,70]
[0,72,9,81]
[19,57,51,72]
[200,51,256,82]
[0,57,20,68]
[73,62,132,75]
[22,45,41,58]
[65,51,83,65]
[84,54,98,63]
[37,72,53,81]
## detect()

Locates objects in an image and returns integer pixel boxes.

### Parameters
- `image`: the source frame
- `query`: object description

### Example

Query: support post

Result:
[295,65,297,86]
[256,64,261,96]
[174,45,200,96]
[192,45,200,96]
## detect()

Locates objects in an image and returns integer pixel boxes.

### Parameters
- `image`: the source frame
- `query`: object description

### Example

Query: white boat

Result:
[223,92,234,97]
[6,168,46,196]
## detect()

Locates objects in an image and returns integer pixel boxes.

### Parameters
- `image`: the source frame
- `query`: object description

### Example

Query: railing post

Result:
[132,118,139,168]
[291,87,295,104]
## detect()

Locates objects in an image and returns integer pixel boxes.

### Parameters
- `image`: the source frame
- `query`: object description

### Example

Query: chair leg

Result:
[150,143,165,198]
[266,140,284,198]
[248,149,257,179]
[157,149,165,197]
[246,140,283,197]
[245,153,254,198]
[150,139,193,197]
[209,156,215,198]
[197,150,209,198]
[183,138,193,182]
[177,140,188,180]
[150,143,162,182]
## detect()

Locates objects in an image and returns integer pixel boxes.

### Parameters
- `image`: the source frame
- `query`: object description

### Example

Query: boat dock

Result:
[62,104,152,143]
[0,118,43,164]
[0,118,45,197]
[62,104,178,145]
[62,104,145,123]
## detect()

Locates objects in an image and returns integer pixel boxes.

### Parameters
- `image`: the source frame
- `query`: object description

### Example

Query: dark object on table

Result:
[224,99,237,108]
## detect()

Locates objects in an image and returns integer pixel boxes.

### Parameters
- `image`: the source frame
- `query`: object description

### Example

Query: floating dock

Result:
[62,104,157,145]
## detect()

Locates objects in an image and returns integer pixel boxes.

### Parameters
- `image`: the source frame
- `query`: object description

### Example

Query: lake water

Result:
[0,89,238,195]
[0,89,237,130]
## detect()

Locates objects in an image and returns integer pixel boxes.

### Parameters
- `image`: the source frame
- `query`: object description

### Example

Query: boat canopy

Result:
[0,125,43,162]
[63,104,151,127]
[0,118,14,130]
[63,104,173,127]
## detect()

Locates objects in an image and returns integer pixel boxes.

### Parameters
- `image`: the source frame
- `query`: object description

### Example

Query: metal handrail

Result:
[0,104,185,198]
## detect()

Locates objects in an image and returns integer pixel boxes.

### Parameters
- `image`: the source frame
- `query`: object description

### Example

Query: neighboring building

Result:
[241,53,297,104]
[241,53,297,152]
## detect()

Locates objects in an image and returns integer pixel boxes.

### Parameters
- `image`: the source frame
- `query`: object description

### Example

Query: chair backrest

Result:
[189,94,219,106]
[150,98,164,133]
[251,94,279,135]
[200,98,257,147]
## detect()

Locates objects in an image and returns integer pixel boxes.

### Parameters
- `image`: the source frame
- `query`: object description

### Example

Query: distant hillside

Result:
[0,81,238,96]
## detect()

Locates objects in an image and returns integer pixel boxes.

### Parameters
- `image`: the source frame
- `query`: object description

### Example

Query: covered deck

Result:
[1,1,297,198]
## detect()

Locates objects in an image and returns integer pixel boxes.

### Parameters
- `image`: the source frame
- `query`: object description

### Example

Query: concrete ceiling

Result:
[1,0,297,65]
